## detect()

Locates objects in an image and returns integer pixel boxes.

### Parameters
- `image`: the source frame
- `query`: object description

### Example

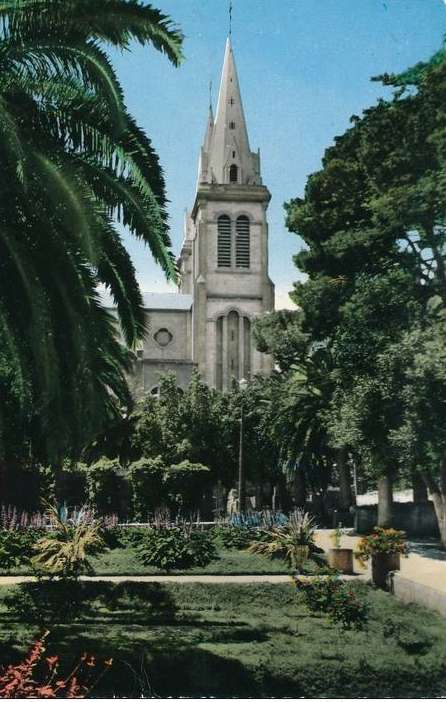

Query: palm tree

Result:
[267,346,337,509]
[0,0,183,466]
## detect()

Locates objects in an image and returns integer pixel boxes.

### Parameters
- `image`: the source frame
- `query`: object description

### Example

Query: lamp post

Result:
[238,377,248,514]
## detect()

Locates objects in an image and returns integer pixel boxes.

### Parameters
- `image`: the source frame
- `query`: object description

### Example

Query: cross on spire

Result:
[229,1,232,37]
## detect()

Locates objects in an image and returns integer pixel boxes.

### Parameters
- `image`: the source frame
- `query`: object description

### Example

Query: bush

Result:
[106,526,148,548]
[163,460,210,513]
[297,576,344,612]
[0,529,44,570]
[211,525,260,550]
[0,631,112,697]
[137,526,217,571]
[247,510,321,572]
[329,585,369,630]
[128,457,165,520]
[296,577,369,630]
[30,505,105,579]
[85,458,130,517]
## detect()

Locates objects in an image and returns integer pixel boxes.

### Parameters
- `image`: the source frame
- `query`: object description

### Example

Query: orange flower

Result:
[45,656,59,669]
[104,658,113,667]
[36,685,56,697]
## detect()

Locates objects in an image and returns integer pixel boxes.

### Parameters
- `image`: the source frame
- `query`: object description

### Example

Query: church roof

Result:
[141,292,193,310]
[100,291,193,311]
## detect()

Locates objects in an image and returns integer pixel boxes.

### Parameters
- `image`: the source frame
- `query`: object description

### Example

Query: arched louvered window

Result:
[217,215,232,267]
[229,164,238,183]
[235,215,250,268]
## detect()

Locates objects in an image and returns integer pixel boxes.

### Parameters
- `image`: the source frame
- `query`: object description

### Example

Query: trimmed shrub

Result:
[137,526,217,571]
[128,457,165,520]
[163,461,210,513]
[85,458,130,517]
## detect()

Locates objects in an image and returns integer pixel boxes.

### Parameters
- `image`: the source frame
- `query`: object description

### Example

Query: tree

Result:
[0,0,183,469]
[284,45,446,530]
[327,269,422,525]
[254,311,348,512]
[384,313,446,546]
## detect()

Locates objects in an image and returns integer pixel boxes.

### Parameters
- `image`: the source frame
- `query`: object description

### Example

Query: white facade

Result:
[137,38,274,394]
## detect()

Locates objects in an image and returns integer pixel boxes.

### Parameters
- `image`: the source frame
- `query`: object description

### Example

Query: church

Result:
[132,38,275,395]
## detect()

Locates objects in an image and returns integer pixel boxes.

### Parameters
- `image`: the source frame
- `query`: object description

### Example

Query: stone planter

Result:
[328,548,354,574]
[371,552,401,589]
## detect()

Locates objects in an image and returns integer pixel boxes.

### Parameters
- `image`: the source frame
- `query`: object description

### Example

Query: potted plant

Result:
[355,527,407,589]
[328,524,354,574]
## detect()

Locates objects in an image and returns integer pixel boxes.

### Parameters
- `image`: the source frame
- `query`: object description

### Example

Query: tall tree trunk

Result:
[337,448,355,510]
[423,462,446,549]
[412,470,428,503]
[377,473,393,527]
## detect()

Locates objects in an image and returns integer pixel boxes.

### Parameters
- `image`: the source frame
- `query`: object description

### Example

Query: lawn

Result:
[0,546,294,576]
[0,581,445,698]
[89,545,294,575]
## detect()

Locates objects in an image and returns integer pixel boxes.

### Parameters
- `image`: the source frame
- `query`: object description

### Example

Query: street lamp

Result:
[238,377,248,514]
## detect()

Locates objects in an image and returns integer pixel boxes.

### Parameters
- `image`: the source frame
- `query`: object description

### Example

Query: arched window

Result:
[229,163,238,183]
[217,214,231,267]
[235,215,250,268]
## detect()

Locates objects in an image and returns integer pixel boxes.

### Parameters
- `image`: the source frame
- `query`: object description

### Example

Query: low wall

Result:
[354,502,439,537]
[391,572,446,618]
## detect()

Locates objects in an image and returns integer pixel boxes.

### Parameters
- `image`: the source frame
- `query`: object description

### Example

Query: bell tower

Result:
[178,38,274,390]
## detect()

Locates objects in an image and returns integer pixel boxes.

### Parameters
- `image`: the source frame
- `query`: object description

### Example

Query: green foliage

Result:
[163,460,210,512]
[128,457,165,520]
[31,506,105,579]
[85,458,130,516]
[211,525,259,550]
[53,460,87,507]
[382,616,434,655]
[4,580,86,624]
[0,1,183,465]
[137,526,217,572]
[0,529,43,570]
[297,575,344,611]
[297,576,369,630]
[248,510,320,572]
[127,370,281,500]
[1,582,445,697]
[355,528,408,564]
[280,41,446,526]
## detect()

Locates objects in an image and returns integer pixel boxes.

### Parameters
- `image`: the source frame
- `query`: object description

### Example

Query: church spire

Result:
[198,37,261,186]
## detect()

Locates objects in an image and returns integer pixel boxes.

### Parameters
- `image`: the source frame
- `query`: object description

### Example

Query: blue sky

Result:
[111,0,445,309]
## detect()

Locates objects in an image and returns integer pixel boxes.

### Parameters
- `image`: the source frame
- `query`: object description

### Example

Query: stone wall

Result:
[354,502,439,537]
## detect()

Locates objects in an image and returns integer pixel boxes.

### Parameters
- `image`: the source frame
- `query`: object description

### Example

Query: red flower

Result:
[46,656,59,669]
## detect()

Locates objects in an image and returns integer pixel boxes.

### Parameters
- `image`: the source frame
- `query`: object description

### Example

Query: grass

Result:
[89,545,294,575]
[0,546,300,576]
[0,580,445,698]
